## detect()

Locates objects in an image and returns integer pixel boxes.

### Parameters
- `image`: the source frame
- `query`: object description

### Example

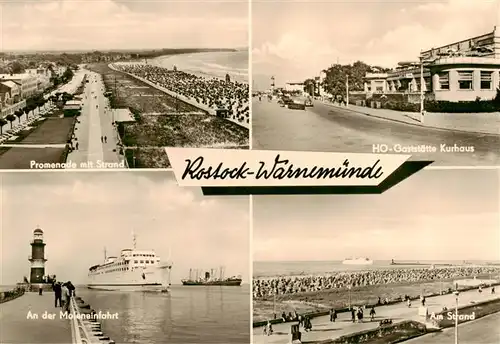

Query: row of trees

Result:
[50,66,75,88]
[303,61,391,98]
[0,95,53,134]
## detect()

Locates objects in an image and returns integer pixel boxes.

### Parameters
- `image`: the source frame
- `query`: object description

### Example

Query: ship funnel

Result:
[205,271,210,279]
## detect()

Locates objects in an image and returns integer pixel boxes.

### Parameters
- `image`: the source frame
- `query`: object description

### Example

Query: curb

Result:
[322,103,500,137]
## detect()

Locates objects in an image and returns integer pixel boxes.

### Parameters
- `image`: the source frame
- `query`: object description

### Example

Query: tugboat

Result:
[181,267,242,286]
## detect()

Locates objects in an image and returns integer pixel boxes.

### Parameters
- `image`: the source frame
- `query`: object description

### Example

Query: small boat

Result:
[342,258,373,265]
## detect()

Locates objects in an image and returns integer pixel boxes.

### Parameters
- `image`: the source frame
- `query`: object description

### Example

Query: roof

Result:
[0,73,36,81]
[34,228,43,233]
[0,81,19,89]
[63,104,81,110]
[65,100,81,105]
[113,108,136,123]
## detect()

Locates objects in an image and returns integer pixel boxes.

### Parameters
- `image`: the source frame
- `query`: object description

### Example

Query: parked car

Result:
[288,97,306,110]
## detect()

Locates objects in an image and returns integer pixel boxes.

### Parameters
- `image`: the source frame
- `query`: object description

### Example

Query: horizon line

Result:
[1,47,249,54]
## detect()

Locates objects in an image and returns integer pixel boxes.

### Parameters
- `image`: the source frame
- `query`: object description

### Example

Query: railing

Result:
[68,296,114,344]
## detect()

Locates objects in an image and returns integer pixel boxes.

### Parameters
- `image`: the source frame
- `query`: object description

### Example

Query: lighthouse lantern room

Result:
[28,227,47,283]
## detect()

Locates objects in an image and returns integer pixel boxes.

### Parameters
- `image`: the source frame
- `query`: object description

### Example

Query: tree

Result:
[15,110,23,124]
[0,118,7,135]
[62,67,74,82]
[6,114,16,129]
[303,79,316,96]
[10,61,24,74]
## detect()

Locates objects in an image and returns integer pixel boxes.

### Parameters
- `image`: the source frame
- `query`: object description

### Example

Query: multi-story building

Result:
[0,73,38,99]
[0,80,25,118]
[26,67,52,92]
[363,25,500,102]
[285,82,305,93]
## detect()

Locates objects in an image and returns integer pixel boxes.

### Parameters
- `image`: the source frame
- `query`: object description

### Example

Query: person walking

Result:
[370,307,376,321]
[61,283,71,313]
[53,282,62,307]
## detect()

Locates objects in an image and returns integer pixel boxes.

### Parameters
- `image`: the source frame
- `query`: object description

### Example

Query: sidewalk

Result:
[0,292,71,343]
[324,102,500,136]
[254,287,499,344]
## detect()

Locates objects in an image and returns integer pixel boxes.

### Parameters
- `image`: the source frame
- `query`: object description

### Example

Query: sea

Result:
[151,50,248,84]
[72,285,250,344]
[253,260,500,278]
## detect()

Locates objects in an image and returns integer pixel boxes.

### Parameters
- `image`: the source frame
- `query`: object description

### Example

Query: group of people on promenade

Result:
[253,266,500,298]
[52,281,75,313]
[114,64,249,125]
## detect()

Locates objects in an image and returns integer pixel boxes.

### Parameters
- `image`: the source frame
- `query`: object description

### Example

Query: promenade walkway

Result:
[325,102,500,136]
[254,287,499,344]
[0,292,71,343]
[67,70,122,168]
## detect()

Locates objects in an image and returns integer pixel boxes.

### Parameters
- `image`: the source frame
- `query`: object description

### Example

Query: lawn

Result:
[122,114,249,148]
[125,148,171,168]
[19,118,74,144]
[0,147,67,169]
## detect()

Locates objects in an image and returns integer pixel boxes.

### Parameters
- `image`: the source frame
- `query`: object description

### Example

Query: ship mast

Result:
[132,230,137,249]
[104,247,107,262]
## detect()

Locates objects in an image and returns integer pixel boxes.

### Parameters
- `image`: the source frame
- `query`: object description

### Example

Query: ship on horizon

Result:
[87,233,172,292]
[342,257,373,265]
[181,267,242,286]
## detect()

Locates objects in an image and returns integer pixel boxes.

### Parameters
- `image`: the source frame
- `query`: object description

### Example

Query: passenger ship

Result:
[342,257,373,265]
[87,235,172,291]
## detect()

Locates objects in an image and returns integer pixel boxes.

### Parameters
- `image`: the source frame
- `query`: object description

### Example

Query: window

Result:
[140,260,144,263]
[134,260,138,263]
[438,72,449,90]
[480,71,492,90]
[457,71,473,90]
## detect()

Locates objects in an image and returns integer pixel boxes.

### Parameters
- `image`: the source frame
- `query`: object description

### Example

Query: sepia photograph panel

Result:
[0,171,250,344]
[252,0,500,166]
[0,0,249,170]
[252,169,500,344]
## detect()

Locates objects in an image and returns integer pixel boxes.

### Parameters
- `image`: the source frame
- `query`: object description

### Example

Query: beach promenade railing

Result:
[69,296,114,344]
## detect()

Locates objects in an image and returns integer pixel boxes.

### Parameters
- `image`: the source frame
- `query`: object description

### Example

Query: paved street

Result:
[252,99,500,166]
[67,69,123,168]
[253,287,499,344]
[405,312,500,344]
[0,292,71,343]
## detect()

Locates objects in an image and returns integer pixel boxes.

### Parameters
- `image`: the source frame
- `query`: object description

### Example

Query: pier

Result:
[0,291,114,344]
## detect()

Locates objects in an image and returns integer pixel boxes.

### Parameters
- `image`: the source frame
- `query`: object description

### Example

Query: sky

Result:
[252,0,500,90]
[0,172,250,285]
[253,169,500,262]
[0,0,248,51]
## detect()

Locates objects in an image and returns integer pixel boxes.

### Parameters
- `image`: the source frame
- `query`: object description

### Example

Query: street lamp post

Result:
[454,291,459,344]
[419,56,425,124]
[348,285,352,309]
[346,75,349,107]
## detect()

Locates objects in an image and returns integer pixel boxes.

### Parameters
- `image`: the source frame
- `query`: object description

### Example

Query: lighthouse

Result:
[28,227,47,283]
